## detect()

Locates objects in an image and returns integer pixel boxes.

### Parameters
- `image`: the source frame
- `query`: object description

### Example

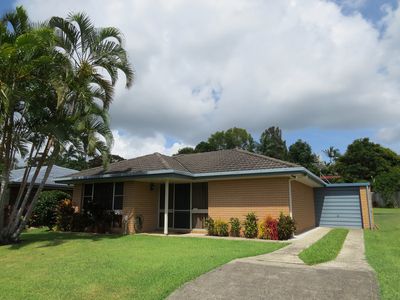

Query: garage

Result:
[314,184,372,229]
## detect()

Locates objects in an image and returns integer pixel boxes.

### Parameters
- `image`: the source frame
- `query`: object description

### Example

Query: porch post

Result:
[164,180,169,235]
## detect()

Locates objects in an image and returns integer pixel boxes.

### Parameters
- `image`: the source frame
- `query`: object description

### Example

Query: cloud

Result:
[111,130,192,158]
[14,0,400,157]
[377,127,400,144]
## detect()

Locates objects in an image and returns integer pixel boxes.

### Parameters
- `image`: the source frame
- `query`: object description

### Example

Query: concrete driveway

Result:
[168,228,379,300]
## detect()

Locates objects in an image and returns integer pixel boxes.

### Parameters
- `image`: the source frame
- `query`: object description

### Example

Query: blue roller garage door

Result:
[314,187,362,229]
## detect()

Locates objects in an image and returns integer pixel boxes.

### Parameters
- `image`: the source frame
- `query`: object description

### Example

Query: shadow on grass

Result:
[4,230,124,250]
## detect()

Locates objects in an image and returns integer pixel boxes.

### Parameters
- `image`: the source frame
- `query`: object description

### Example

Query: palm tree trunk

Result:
[12,144,59,242]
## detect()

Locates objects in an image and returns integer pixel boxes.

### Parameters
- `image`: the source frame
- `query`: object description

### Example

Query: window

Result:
[82,182,124,211]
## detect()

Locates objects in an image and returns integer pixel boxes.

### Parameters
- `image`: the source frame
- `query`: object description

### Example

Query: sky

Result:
[2,0,400,160]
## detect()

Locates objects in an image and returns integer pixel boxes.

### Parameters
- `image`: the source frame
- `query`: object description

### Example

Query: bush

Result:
[71,212,92,232]
[243,212,258,238]
[214,220,229,236]
[56,199,75,231]
[257,221,265,239]
[277,213,296,240]
[264,216,279,240]
[30,190,71,229]
[205,217,215,236]
[229,217,241,237]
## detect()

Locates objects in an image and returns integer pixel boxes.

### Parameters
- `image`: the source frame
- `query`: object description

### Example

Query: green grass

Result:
[365,208,400,300]
[298,228,349,265]
[0,229,285,300]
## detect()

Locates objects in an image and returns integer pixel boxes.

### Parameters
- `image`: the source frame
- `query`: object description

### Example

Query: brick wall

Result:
[72,184,82,211]
[208,177,290,222]
[359,186,371,229]
[291,181,315,233]
[123,181,158,233]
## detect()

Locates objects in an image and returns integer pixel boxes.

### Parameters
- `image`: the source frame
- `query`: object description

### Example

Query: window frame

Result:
[82,182,124,213]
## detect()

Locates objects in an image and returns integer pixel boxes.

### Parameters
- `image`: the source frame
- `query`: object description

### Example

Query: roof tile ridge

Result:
[154,152,172,169]
[233,148,299,167]
[170,155,192,173]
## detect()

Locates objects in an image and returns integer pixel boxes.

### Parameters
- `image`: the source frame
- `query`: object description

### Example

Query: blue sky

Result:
[2,0,400,159]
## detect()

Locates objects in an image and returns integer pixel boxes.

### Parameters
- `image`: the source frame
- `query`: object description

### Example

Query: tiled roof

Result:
[65,149,298,180]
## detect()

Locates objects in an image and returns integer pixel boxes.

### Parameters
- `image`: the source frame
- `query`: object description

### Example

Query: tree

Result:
[335,138,400,182]
[176,147,196,155]
[207,127,255,152]
[0,9,133,244]
[258,126,287,160]
[323,146,341,164]
[288,139,319,174]
[194,141,215,153]
[88,154,125,168]
[374,168,400,208]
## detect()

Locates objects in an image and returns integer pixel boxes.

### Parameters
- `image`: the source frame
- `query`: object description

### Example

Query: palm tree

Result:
[323,146,341,164]
[1,10,134,243]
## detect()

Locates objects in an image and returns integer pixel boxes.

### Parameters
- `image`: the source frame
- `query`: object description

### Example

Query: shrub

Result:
[243,212,258,238]
[264,216,279,240]
[229,217,241,237]
[205,217,215,236]
[56,199,75,231]
[214,220,229,236]
[71,212,92,232]
[277,213,296,240]
[30,190,71,229]
[257,221,265,239]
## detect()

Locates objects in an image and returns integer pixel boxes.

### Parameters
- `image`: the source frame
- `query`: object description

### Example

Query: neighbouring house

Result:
[56,149,374,234]
[3,165,78,226]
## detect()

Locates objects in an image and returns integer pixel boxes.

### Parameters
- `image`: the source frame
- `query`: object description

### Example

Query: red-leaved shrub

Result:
[264,216,279,240]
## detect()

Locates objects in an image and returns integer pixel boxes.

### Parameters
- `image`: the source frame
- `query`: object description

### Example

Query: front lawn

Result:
[364,208,400,300]
[298,228,349,265]
[0,229,285,300]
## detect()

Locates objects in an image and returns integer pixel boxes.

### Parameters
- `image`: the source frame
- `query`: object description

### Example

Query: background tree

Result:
[194,141,215,153]
[258,126,287,159]
[335,138,400,182]
[88,154,125,168]
[176,147,196,155]
[323,146,341,164]
[374,168,400,208]
[288,139,319,174]
[207,127,255,152]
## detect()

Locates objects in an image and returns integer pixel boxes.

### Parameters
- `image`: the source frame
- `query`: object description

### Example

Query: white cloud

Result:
[111,130,192,158]
[377,127,400,144]
[14,0,400,157]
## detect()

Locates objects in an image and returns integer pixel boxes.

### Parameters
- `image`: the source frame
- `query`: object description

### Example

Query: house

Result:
[9,165,78,199]
[56,149,374,234]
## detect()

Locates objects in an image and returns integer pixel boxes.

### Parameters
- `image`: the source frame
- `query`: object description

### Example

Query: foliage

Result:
[257,221,265,239]
[258,126,287,160]
[229,217,241,237]
[335,138,400,182]
[243,212,258,238]
[55,199,75,231]
[0,229,286,299]
[88,154,125,169]
[194,141,216,153]
[205,217,215,236]
[374,168,400,208]
[299,228,348,265]
[365,208,400,300]
[214,220,229,236]
[30,190,71,229]
[204,127,255,152]
[288,139,319,174]
[277,213,296,240]
[323,146,341,164]
[176,147,196,155]
[0,8,133,244]
[264,215,279,240]
[71,212,92,232]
